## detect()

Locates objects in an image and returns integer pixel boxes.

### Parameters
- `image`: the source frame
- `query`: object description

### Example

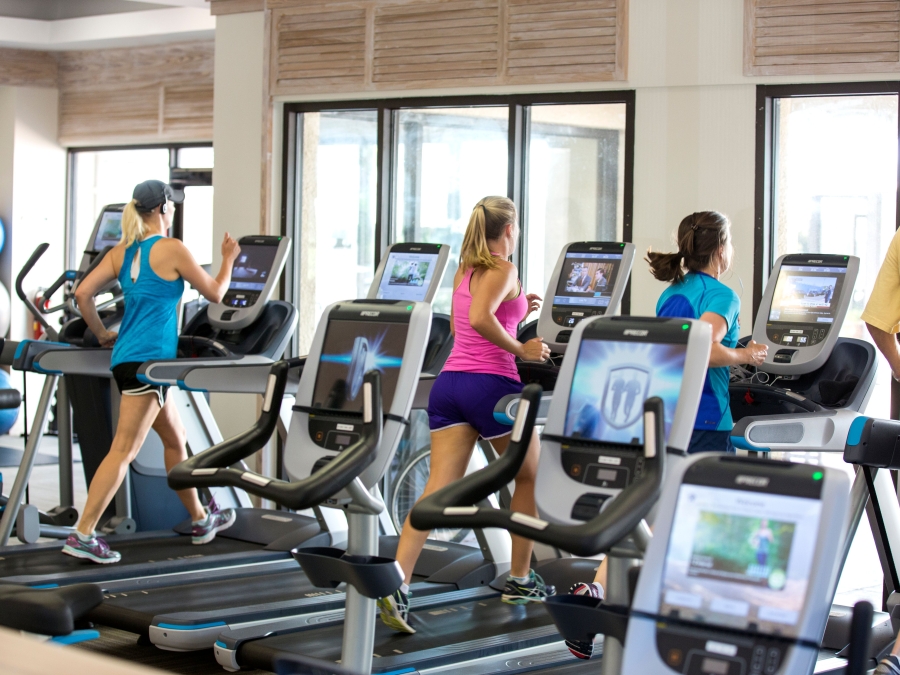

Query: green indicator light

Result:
[437,244,441,248]
[407,305,413,311]
[812,471,823,481]
[682,324,689,330]
[620,243,625,247]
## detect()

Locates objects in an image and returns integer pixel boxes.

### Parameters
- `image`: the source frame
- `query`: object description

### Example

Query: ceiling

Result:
[0,0,181,21]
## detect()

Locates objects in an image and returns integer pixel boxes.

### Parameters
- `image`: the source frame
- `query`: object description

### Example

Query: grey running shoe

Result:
[62,533,122,564]
[192,508,236,545]
[378,588,415,634]
[501,570,555,605]
[565,581,604,659]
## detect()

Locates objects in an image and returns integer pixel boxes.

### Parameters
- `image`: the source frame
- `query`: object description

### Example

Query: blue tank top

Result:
[110,236,184,368]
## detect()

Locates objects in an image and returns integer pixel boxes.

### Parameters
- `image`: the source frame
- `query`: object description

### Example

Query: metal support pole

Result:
[341,509,380,674]
[0,375,58,546]
[56,377,74,508]
[601,552,636,675]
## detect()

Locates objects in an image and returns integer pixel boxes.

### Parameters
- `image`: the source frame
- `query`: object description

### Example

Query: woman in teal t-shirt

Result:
[648,211,768,453]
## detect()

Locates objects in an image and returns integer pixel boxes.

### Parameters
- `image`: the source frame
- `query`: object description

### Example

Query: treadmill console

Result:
[368,242,450,304]
[536,242,636,353]
[752,254,858,375]
[210,236,291,331]
[535,316,711,525]
[77,203,125,272]
[286,299,433,497]
[623,455,849,675]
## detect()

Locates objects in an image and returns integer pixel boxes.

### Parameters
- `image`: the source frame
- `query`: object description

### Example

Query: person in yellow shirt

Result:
[862,229,900,377]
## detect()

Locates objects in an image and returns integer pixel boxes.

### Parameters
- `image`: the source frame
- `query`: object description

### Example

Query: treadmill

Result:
[219,315,712,675]
[0,235,312,586]
[496,241,636,427]
[68,243,475,651]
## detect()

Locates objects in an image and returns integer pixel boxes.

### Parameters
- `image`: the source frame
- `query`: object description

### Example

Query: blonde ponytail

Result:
[121,199,148,247]
[459,196,517,272]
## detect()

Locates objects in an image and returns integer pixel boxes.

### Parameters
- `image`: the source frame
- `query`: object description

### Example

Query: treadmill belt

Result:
[0,534,282,584]
[241,592,562,673]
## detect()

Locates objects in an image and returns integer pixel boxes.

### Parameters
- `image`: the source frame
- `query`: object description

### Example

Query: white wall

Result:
[209,11,267,441]
[0,87,66,431]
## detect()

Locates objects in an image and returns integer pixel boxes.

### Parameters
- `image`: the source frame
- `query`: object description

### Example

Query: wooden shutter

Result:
[745,0,900,75]
[267,0,628,96]
[0,48,57,88]
[58,40,214,146]
[269,6,368,95]
[506,0,626,82]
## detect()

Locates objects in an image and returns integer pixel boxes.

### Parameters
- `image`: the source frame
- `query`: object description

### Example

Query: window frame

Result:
[65,142,214,269]
[280,91,636,325]
[754,82,900,318]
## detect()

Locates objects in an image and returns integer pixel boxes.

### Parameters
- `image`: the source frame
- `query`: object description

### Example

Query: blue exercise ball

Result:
[0,219,6,255]
[0,369,19,435]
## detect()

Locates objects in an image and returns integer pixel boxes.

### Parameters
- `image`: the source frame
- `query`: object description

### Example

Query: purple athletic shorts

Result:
[427,371,524,440]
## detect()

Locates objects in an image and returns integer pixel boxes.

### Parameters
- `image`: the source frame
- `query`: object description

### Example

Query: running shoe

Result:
[192,508,236,545]
[501,570,555,605]
[61,533,121,564]
[565,581,604,659]
[378,588,415,634]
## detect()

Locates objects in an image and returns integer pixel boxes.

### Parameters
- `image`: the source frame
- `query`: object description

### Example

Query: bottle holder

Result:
[291,546,404,600]
[542,594,629,644]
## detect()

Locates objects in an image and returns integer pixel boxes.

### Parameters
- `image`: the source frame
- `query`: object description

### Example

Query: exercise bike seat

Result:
[0,583,102,635]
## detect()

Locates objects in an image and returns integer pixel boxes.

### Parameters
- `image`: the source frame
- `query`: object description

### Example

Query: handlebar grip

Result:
[845,601,874,675]
[16,244,57,340]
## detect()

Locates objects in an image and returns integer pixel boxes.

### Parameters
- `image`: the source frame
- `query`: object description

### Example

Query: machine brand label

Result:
[808,259,822,263]
[360,311,380,317]
[735,475,769,487]
[623,329,649,336]
[410,247,421,251]
[589,247,602,250]
[336,423,355,431]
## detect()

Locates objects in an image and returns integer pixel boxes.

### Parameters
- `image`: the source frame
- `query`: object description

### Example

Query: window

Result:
[283,93,635,349]
[757,83,900,610]
[67,144,214,270]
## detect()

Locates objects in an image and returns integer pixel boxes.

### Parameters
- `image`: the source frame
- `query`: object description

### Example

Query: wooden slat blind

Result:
[268,0,627,96]
[58,40,214,146]
[745,0,900,75]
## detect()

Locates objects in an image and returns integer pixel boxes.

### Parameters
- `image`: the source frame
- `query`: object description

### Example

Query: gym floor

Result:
[0,432,884,673]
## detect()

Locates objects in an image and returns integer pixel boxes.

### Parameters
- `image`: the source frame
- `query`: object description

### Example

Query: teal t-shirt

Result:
[656,272,740,431]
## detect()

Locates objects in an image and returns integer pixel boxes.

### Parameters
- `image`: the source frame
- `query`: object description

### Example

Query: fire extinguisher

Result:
[29,288,49,340]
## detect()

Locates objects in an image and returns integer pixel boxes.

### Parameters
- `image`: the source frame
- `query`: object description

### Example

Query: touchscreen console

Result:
[92,208,123,251]
[375,250,438,302]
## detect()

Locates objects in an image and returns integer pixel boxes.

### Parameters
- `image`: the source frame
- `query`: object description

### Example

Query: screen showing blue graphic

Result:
[229,245,278,292]
[564,339,687,445]
[312,319,408,413]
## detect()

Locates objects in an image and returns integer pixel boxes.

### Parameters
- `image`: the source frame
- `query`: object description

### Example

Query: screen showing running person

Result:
[659,483,822,637]
[93,211,123,250]
[563,339,686,445]
[768,264,847,325]
[229,245,279,292]
[376,252,438,302]
[312,320,408,413]
[553,252,623,311]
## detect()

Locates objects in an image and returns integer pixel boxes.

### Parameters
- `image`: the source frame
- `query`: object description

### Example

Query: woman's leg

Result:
[394,424,480,584]
[76,394,162,536]
[152,394,206,522]
[489,429,541,579]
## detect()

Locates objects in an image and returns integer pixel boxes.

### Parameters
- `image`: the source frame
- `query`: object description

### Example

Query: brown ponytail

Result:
[646,211,731,284]
[459,196,517,272]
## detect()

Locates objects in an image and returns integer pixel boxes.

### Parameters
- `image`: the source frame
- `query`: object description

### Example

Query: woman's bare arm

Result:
[700,312,767,367]
[74,247,122,346]
[171,233,241,304]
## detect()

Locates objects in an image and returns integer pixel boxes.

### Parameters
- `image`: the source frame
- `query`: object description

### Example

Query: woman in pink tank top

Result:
[379,197,553,634]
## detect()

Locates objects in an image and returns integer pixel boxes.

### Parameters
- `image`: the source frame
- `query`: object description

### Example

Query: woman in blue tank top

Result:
[61,180,242,564]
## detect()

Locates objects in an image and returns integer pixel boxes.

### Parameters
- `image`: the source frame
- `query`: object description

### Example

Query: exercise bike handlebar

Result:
[410,390,666,558]
[16,244,59,341]
[168,363,383,511]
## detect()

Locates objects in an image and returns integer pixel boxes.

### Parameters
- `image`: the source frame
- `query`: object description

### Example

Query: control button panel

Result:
[766,324,829,348]
[552,307,603,328]
[308,418,360,451]
[656,624,785,675]
[561,448,643,490]
[222,290,261,308]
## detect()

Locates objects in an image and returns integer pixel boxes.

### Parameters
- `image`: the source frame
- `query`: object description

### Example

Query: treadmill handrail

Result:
[168,364,383,511]
[139,355,278,388]
[411,390,666,558]
[16,244,59,341]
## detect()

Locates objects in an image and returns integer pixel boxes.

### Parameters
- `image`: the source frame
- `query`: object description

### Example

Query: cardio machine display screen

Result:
[311,319,408,414]
[375,252,438,302]
[553,252,623,311]
[92,211,123,250]
[230,245,278,292]
[768,264,847,326]
[563,339,686,445]
[659,483,822,638]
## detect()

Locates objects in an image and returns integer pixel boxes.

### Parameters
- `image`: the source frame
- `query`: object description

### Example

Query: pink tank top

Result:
[442,265,528,380]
